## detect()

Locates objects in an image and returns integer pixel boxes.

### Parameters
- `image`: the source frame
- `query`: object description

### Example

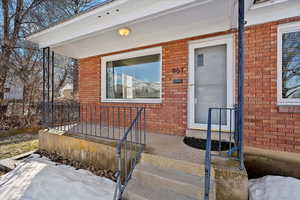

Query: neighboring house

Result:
[4,77,23,101]
[58,83,74,99]
[27,0,300,199]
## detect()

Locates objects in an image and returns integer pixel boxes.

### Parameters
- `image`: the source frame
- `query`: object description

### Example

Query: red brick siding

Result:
[79,41,189,135]
[79,56,100,103]
[79,30,233,136]
[79,17,300,153]
[244,17,300,153]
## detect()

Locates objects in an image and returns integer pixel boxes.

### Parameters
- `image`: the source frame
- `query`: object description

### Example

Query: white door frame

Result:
[188,34,235,130]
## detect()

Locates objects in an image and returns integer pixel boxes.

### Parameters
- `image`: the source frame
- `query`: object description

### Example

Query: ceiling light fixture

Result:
[118,27,131,37]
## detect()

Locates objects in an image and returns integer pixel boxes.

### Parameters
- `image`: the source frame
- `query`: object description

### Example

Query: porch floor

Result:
[49,123,206,165]
[144,132,205,165]
[49,123,236,167]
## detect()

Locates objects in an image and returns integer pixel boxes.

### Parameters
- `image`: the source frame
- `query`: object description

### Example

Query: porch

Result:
[39,125,247,200]
[29,0,249,199]
[39,102,247,200]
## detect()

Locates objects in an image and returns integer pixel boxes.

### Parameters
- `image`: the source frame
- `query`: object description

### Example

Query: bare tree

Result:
[43,0,103,99]
[0,0,103,126]
[0,0,47,122]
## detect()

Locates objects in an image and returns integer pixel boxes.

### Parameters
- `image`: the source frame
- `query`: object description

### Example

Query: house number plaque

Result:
[172,67,184,74]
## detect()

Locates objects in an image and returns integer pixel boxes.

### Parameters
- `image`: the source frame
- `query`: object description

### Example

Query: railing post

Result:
[204,108,212,200]
[51,51,54,127]
[113,145,122,200]
[42,48,46,125]
[238,0,245,170]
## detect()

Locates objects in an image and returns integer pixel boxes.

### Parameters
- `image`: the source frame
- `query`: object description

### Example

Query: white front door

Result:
[188,35,234,130]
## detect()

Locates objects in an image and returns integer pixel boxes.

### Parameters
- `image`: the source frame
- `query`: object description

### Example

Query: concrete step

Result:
[133,162,206,199]
[123,178,198,200]
[123,160,216,200]
[141,153,210,177]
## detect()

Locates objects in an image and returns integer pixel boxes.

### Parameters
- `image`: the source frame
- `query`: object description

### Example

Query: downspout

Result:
[238,0,245,169]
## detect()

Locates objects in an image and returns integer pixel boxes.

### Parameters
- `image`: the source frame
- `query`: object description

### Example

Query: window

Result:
[252,0,288,9]
[254,0,270,4]
[278,22,300,105]
[101,47,162,103]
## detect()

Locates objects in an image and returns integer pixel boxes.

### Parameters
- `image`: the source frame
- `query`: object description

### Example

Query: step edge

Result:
[134,166,203,189]
[141,153,215,177]
[124,180,200,200]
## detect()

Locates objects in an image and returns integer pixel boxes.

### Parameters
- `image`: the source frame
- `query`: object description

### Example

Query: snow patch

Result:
[0,154,115,200]
[249,175,300,200]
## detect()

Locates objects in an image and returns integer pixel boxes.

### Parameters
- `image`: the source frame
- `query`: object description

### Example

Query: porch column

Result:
[238,0,245,169]
[42,47,55,126]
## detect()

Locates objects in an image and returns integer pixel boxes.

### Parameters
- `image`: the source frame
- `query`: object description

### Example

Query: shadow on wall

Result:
[245,152,300,179]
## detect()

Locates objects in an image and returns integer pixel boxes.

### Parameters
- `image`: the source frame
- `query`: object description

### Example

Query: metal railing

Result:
[114,107,146,200]
[42,102,143,141]
[204,107,244,200]
[41,102,146,200]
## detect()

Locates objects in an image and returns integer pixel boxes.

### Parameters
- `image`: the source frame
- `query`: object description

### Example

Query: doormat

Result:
[183,136,234,151]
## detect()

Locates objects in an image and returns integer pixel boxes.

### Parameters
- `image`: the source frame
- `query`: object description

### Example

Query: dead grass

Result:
[0,140,39,160]
[0,127,41,138]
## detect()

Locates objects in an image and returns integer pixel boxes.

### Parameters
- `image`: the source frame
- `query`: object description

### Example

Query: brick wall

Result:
[79,30,233,136]
[244,17,300,153]
[79,40,189,135]
[79,17,300,153]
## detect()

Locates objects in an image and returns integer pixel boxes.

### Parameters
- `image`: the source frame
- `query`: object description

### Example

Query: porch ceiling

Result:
[27,0,251,59]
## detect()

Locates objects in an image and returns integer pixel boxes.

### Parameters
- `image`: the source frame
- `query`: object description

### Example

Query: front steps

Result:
[123,154,216,200]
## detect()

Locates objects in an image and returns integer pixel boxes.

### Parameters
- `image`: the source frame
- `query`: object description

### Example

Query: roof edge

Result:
[26,0,123,41]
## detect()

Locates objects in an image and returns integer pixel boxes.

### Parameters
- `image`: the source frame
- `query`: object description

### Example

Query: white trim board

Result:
[188,34,235,130]
[27,0,236,58]
[101,47,162,104]
[246,0,300,26]
[27,0,211,49]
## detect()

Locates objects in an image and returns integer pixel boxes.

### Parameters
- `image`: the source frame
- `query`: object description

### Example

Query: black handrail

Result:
[41,102,146,200]
[204,107,243,200]
[114,107,146,200]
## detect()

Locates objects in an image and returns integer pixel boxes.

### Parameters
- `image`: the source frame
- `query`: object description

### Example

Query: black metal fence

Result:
[204,107,243,200]
[42,102,144,141]
[41,102,146,200]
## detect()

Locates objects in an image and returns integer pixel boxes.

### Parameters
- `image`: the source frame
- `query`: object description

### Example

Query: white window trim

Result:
[101,47,162,104]
[251,0,289,9]
[277,21,300,106]
[188,34,235,130]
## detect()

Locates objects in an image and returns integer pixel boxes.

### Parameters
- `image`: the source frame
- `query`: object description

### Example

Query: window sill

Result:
[278,105,300,113]
[101,99,162,104]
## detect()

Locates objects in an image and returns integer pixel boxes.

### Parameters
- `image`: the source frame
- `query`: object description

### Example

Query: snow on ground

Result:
[249,175,300,200]
[0,154,115,200]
